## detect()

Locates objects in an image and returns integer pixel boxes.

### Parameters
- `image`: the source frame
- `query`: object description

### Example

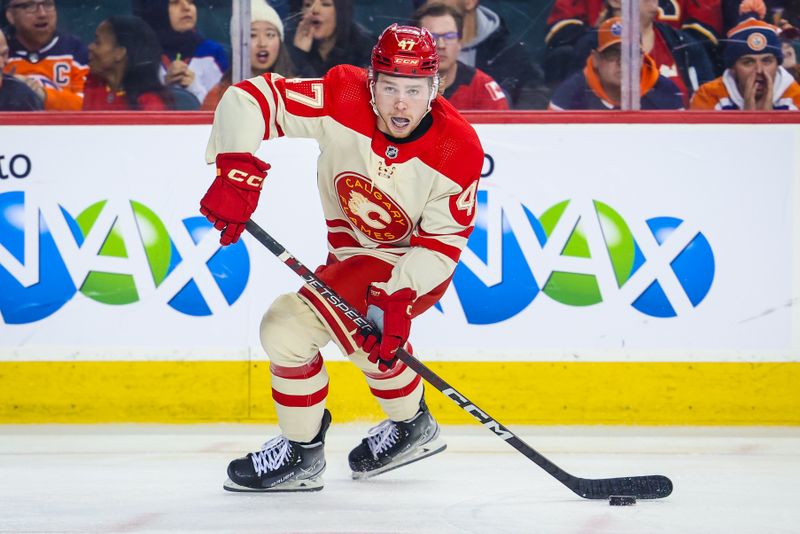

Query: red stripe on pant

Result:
[364,342,413,379]
[299,285,358,354]
[270,353,324,379]
[272,384,329,407]
[369,374,422,399]
[363,360,409,380]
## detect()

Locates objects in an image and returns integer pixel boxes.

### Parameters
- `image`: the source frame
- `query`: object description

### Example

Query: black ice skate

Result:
[224,409,331,492]
[349,398,446,479]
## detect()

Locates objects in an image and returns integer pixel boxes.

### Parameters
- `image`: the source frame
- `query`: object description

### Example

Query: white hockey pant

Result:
[260,293,423,442]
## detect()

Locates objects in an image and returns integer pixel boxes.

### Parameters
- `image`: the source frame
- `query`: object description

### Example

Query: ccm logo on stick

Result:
[227,169,264,188]
[442,387,513,440]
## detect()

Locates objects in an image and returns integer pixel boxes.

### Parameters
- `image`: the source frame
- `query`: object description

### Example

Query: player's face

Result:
[251,21,280,72]
[169,0,197,33]
[420,14,460,74]
[302,0,336,41]
[593,45,622,90]
[5,0,57,45]
[88,21,124,78]
[733,53,778,100]
[374,74,433,138]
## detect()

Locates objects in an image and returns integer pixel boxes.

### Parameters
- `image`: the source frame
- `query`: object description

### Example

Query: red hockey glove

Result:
[200,152,270,245]
[354,286,417,372]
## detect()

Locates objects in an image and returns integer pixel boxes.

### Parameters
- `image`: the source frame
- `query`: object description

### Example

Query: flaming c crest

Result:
[334,171,411,243]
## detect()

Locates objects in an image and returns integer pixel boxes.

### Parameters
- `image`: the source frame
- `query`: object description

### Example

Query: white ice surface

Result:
[1,424,798,533]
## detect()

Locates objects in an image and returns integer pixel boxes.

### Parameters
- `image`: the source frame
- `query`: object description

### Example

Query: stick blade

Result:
[573,475,673,500]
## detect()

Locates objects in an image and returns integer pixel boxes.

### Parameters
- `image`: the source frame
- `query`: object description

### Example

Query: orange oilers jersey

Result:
[3,32,89,111]
[206,65,485,300]
[690,67,800,110]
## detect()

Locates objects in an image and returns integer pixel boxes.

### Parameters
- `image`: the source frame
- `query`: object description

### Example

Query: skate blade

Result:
[223,474,324,493]
[351,438,447,480]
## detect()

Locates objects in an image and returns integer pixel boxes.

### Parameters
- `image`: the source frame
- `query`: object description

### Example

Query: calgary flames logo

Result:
[348,192,391,229]
[335,172,411,243]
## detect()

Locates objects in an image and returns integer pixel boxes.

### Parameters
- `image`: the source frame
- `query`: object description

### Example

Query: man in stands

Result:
[424,0,549,108]
[691,16,800,109]
[413,2,508,110]
[2,0,88,110]
[199,24,484,492]
[549,17,684,110]
[638,0,716,105]
[0,25,41,110]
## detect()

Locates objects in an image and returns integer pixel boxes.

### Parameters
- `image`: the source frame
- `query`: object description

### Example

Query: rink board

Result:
[1,117,799,423]
[1,360,799,425]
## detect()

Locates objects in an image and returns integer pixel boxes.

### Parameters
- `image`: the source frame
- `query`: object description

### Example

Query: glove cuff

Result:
[367,286,417,309]
[367,286,416,340]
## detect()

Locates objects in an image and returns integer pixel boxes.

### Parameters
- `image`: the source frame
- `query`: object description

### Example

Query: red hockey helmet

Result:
[370,24,439,78]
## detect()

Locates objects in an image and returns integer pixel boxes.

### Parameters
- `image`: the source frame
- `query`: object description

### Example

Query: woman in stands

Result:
[83,16,174,111]
[136,0,228,105]
[202,0,295,110]
[288,0,374,77]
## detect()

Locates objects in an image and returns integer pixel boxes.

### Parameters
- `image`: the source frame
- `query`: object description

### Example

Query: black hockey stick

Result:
[244,219,673,500]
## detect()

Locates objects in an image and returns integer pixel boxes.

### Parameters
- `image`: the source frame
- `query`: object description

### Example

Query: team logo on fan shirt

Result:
[334,171,411,243]
[484,81,506,102]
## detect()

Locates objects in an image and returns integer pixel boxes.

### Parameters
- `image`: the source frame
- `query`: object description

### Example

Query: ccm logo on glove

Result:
[226,168,265,188]
[200,152,271,246]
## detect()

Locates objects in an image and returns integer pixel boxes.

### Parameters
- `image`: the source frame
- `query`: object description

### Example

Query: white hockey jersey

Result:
[206,65,483,308]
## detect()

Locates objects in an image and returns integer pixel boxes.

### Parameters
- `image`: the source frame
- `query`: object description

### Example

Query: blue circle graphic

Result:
[0,191,79,324]
[167,217,250,316]
[446,190,546,324]
[631,216,715,318]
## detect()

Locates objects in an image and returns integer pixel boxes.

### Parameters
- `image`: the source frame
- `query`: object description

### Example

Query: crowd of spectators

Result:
[1,0,799,112]
[549,17,684,109]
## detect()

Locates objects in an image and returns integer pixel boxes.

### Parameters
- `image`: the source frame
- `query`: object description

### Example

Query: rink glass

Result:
[0,0,675,112]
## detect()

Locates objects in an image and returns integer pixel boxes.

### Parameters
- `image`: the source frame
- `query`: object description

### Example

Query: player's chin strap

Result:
[367,68,440,118]
[243,218,674,501]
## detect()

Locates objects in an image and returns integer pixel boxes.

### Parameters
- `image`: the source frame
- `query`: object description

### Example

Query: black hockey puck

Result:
[609,495,637,506]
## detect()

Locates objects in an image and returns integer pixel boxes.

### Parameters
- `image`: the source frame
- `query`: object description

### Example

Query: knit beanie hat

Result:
[724,0,783,67]
[234,0,284,41]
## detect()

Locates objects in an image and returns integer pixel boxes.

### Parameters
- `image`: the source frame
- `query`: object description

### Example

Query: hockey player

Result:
[200,24,484,492]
